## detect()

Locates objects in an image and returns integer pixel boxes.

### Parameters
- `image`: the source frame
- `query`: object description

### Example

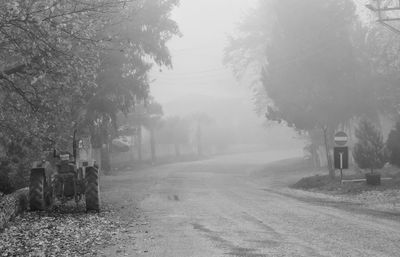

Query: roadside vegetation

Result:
[226,0,400,196]
[293,118,400,195]
[292,169,400,195]
[0,0,181,195]
[0,2,181,254]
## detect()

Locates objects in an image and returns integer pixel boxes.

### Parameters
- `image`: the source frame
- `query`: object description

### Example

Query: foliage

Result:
[386,120,400,167]
[0,0,180,176]
[353,119,386,173]
[225,0,385,127]
[0,136,39,194]
[0,0,179,126]
[0,0,127,146]
[225,0,385,176]
[223,1,271,115]
[93,0,180,119]
[119,100,163,131]
[268,1,375,129]
[79,0,179,168]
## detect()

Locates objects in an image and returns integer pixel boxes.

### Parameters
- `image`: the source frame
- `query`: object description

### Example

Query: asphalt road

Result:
[101,151,400,257]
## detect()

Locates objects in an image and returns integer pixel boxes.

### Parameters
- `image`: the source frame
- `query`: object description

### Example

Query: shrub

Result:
[353,118,386,173]
[0,140,33,194]
[386,120,400,167]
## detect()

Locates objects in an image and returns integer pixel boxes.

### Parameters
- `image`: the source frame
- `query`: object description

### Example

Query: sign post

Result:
[334,131,349,183]
[339,152,343,182]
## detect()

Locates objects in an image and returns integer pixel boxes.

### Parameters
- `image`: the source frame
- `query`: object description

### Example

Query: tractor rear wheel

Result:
[29,170,46,211]
[85,167,100,212]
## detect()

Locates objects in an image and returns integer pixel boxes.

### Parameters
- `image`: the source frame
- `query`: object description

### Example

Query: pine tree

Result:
[353,119,386,173]
[386,120,400,167]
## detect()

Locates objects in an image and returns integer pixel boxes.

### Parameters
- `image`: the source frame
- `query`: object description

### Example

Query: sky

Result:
[150,0,257,104]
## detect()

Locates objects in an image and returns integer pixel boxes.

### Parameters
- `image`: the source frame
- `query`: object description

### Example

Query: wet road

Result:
[102,151,400,257]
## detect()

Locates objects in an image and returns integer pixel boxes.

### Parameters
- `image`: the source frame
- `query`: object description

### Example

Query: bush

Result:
[386,120,400,167]
[353,118,386,173]
[0,140,32,194]
[0,159,29,194]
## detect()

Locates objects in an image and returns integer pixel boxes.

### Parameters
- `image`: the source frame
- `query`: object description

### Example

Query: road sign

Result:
[334,131,348,146]
[334,147,349,170]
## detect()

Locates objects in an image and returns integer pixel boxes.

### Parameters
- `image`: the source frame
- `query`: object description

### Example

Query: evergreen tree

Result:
[353,119,386,173]
[386,120,400,167]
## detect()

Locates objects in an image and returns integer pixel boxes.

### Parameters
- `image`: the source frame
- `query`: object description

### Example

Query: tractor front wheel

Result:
[29,170,46,211]
[85,167,100,212]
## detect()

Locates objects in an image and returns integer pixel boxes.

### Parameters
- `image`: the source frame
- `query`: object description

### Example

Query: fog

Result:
[151,0,254,102]
[4,1,400,255]
[151,0,303,153]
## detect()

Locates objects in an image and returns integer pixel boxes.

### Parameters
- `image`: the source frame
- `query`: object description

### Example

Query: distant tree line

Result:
[116,110,234,165]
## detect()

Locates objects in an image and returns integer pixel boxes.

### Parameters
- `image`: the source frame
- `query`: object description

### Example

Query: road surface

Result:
[101,151,400,257]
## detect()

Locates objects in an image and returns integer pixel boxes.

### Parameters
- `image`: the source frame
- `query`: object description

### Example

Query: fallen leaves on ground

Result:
[0,203,130,257]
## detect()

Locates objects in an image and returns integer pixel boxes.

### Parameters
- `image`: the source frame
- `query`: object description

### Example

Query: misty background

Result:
[3,0,400,179]
[149,0,303,155]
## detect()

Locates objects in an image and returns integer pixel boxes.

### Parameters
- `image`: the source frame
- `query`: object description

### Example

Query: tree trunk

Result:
[174,143,180,158]
[137,126,142,162]
[322,126,334,178]
[99,127,111,175]
[130,134,135,162]
[311,144,320,170]
[150,128,156,163]
[92,148,102,172]
[197,123,202,156]
[101,145,111,174]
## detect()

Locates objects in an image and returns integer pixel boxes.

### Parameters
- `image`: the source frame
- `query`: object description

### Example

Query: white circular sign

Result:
[334,131,348,146]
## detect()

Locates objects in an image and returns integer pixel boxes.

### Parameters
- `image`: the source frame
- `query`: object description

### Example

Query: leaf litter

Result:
[0,203,131,257]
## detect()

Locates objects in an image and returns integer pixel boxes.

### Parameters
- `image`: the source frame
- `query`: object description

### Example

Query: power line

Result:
[153,68,230,79]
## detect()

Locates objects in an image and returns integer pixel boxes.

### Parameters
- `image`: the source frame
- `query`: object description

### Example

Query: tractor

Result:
[29,132,100,212]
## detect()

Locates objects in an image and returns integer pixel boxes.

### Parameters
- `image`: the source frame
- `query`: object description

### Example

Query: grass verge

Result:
[292,166,400,195]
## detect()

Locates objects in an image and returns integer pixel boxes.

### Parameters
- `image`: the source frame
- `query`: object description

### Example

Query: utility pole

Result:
[366,0,400,34]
